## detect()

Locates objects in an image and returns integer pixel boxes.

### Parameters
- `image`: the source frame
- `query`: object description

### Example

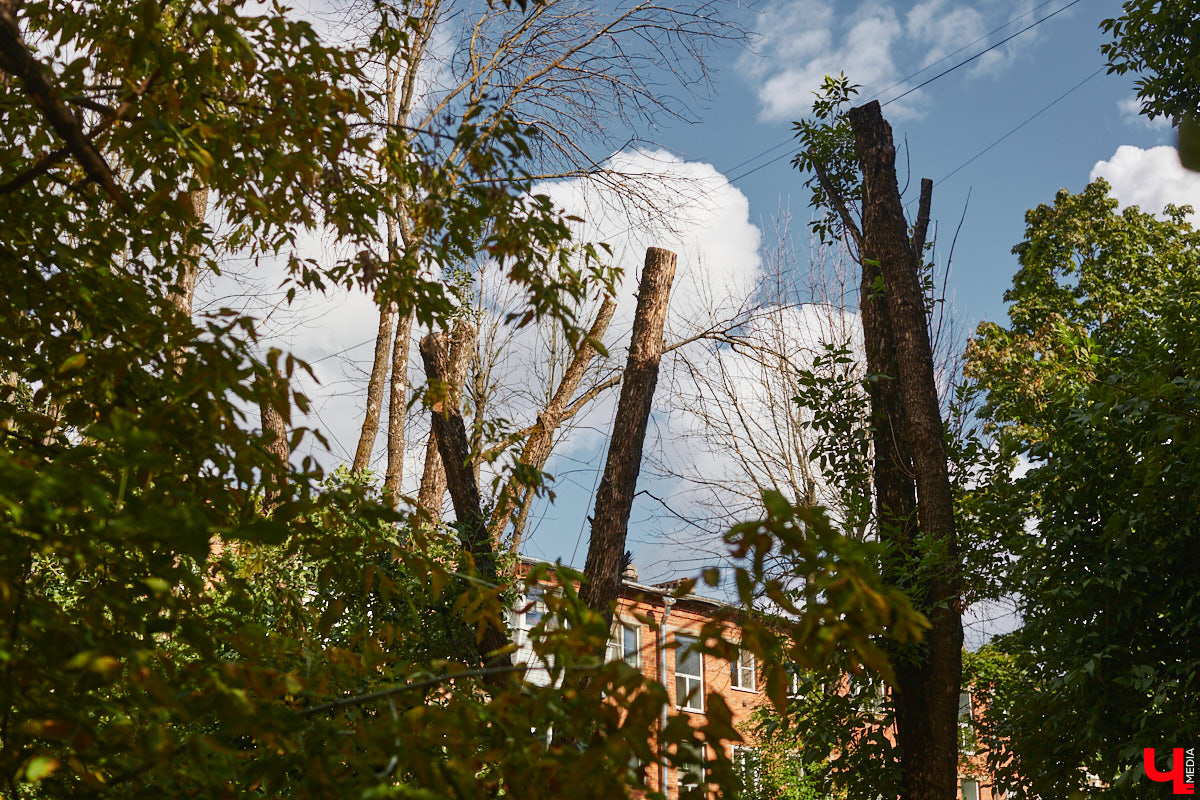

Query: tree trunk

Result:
[173,186,208,318]
[257,369,290,512]
[416,319,475,519]
[383,308,415,504]
[488,295,618,552]
[848,99,963,800]
[354,302,398,473]
[419,332,511,675]
[579,248,676,629]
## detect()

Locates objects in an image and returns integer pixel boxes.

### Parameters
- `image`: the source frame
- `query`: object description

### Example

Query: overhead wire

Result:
[722,0,1068,180]
[724,0,1088,185]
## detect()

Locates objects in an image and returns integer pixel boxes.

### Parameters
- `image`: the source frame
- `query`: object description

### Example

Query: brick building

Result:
[513,558,1004,800]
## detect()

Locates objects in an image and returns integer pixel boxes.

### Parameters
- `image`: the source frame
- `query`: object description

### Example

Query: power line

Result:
[936,65,1104,185]
[723,0,1086,185]
[721,0,1065,180]
[870,0,1065,104]
[883,0,1085,108]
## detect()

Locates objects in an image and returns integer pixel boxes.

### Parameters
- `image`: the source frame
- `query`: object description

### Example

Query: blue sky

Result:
[653,0,1173,330]
[510,0,1195,606]
[239,0,1195,624]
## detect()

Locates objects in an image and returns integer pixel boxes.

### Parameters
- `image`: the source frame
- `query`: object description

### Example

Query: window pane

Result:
[525,587,544,627]
[678,743,704,790]
[623,625,640,669]
[676,675,689,705]
[961,779,980,800]
[675,634,700,676]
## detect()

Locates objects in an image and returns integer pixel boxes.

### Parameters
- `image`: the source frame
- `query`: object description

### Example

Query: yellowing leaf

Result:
[25,755,61,782]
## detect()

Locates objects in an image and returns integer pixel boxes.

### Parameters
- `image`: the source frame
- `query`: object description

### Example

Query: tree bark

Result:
[579,248,676,629]
[172,186,209,318]
[488,295,618,552]
[383,308,416,504]
[257,369,290,512]
[848,100,962,800]
[354,302,398,473]
[419,332,511,674]
[416,319,475,519]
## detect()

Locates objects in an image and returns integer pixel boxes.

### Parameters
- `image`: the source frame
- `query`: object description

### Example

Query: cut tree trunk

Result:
[416,319,475,520]
[579,248,676,629]
[419,331,511,676]
[257,369,290,512]
[848,99,963,800]
[353,301,398,473]
[383,308,415,504]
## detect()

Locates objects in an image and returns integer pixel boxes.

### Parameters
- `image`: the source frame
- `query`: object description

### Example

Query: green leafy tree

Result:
[1101,0,1200,170]
[0,1,928,796]
[964,179,1200,798]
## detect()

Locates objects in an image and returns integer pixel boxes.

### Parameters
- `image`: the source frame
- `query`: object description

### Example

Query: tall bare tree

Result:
[580,247,675,627]
[344,0,744,498]
[848,100,962,800]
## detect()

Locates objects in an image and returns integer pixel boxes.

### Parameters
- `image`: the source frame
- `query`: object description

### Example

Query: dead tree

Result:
[419,331,511,675]
[417,319,476,521]
[847,100,962,800]
[579,247,676,629]
[256,367,290,512]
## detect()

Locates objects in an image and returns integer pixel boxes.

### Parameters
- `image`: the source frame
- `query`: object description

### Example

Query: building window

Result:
[674,634,704,711]
[606,623,641,670]
[731,648,755,691]
[958,691,973,721]
[958,690,976,755]
[677,742,705,794]
[961,778,980,800]
[512,587,552,686]
[732,745,762,794]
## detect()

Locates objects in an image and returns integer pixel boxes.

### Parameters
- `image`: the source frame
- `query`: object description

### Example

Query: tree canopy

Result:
[964,180,1200,798]
[0,1,926,797]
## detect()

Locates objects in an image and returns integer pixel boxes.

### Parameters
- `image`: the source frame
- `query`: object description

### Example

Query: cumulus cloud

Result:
[1116,96,1173,132]
[1091,145,1200,224]
[744,0,1047,121]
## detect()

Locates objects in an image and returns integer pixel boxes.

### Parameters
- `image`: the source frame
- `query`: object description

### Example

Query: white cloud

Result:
[749,1,907,120]
[907,0,985,69]
[1116,96,1173,132]
[745,0,1047,121]
[1090,145,1200,225]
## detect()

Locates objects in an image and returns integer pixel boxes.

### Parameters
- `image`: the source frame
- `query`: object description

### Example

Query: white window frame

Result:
[731,648,756,691]
[512,586,552,686]
[677,742,705,793]
[732,745,762,794]
[674,633,704,712]
[606,622,641,670]
[960,778,980,800]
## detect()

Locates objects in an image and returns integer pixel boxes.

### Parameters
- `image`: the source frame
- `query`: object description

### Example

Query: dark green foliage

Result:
[1101,0,1200,125]
[791,74,862,245]
[964,180,1200,797]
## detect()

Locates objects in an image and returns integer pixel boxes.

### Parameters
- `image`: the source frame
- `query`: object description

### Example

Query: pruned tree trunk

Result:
[257,368,290,512]
[419,332,511,676]
[354,301,397,473]
[383,308,415,504]
[488,295,618,553]
[172,186,208,318]
[579,248,676,629]
[848,99,962,800]
[416,319,475,519]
